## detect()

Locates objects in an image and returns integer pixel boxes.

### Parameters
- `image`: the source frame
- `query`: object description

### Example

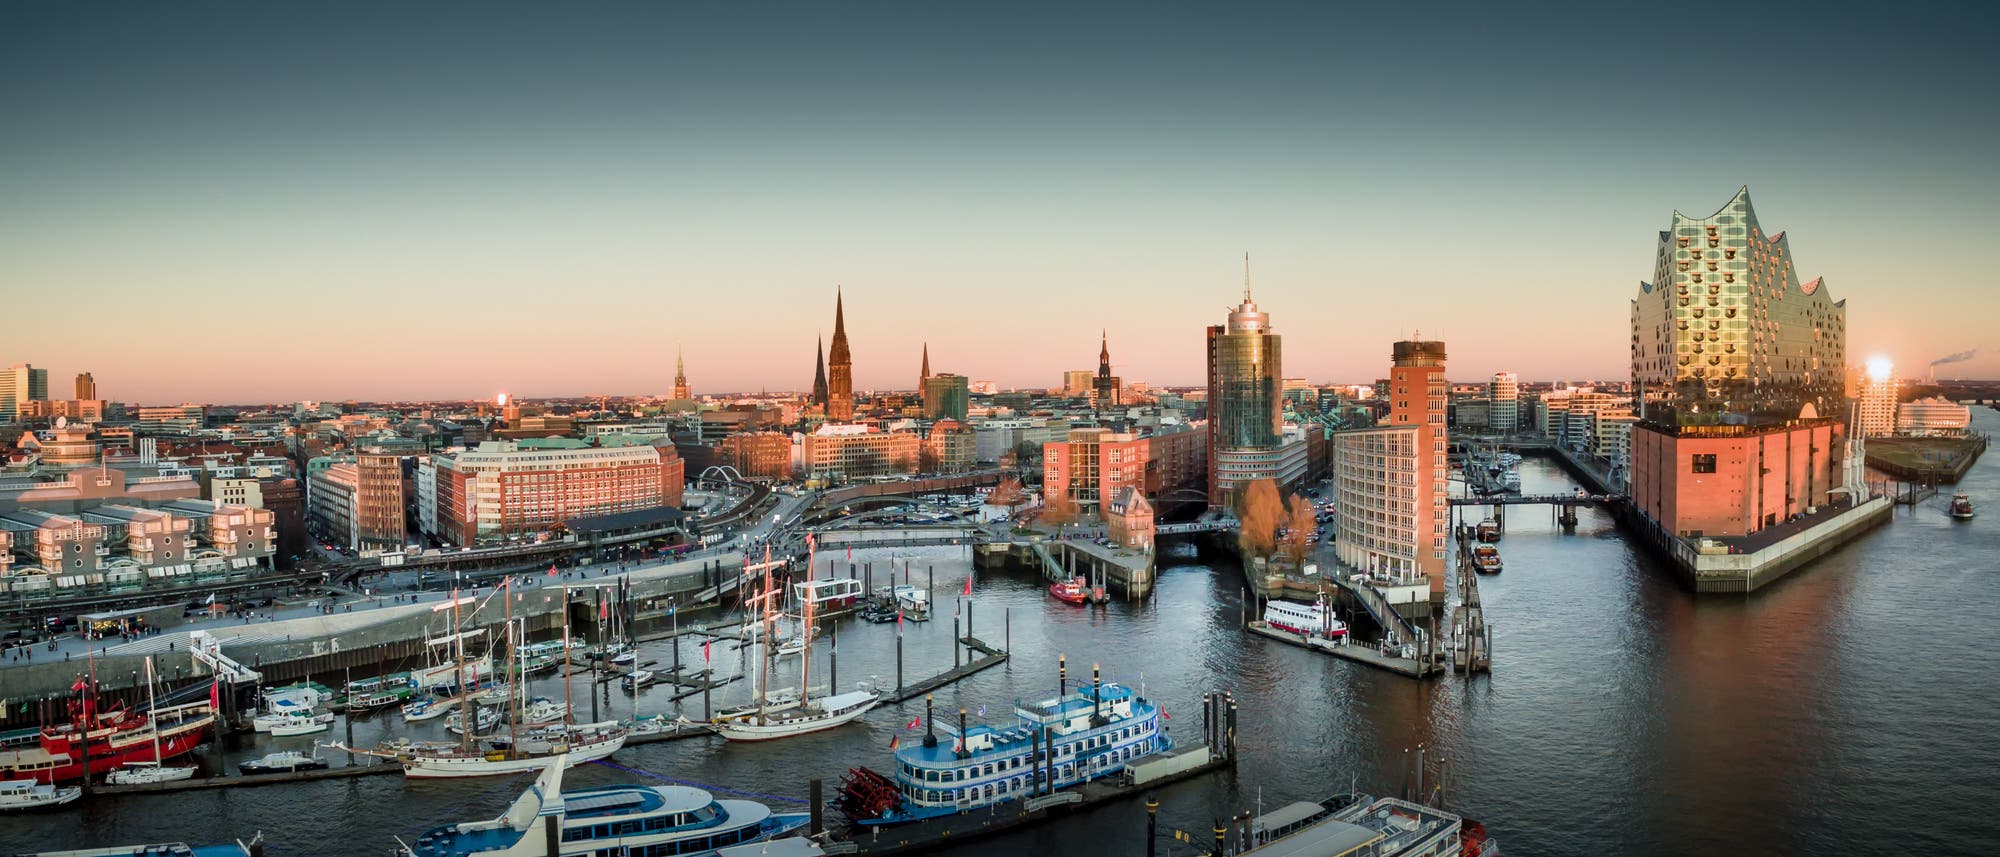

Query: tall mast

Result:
[562,592,573,728]
[800,539,816,711]
[505,583,517,759]
[454,587,472,753]
[759,545,775,723]
[144,656,160,764]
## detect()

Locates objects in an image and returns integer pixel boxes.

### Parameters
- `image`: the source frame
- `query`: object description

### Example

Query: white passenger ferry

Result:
[1264,598,1348,640]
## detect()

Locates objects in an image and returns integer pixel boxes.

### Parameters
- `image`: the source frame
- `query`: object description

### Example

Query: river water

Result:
[7,410,1998,856]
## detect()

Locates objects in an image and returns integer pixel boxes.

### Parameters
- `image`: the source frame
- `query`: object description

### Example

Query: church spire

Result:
[920,342,931,387]
[826,287,854,421]
[812,334,829,406]
[672,344,691,400]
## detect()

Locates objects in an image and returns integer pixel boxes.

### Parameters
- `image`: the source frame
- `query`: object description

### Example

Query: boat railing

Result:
[918,704,1159,770]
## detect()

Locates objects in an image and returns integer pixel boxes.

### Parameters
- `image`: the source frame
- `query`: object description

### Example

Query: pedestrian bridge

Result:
[1156,520,1237,535]
[1446,493,1625,507]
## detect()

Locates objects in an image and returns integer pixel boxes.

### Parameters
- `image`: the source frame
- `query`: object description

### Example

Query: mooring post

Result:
[1146,793,1159,857]
[953,611,962,669]
[896,625,905,693]
[809,778,824,836]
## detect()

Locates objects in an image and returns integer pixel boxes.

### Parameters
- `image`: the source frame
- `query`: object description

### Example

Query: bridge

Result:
[1446,493,1625,507]
[812,470,1004,511]
[1156,520,1237,535]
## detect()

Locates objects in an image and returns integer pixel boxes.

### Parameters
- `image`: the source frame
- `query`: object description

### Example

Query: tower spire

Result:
[921,342,931,384]
[1242,252,1252,302]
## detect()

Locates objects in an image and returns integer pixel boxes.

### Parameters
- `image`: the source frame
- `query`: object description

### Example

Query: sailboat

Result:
[349,580,626,779]
[104,657,198,785]
[714,542,879,742]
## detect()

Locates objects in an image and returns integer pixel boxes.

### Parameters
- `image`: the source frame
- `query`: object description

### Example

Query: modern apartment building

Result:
[1488,371,1520,433]
[1854,371,1899,438]
[1330,424,1424,582]
[0,364,49,420]
[1384,339,1449,592]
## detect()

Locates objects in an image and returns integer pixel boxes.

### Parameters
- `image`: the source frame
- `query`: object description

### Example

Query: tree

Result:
[917,444,942,474]
[1234,478,1282,559]
[1279,494,1316,566]
[990,477,1028,511]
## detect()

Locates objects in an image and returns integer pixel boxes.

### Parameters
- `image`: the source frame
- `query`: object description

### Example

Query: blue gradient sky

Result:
[3,3,1996,402]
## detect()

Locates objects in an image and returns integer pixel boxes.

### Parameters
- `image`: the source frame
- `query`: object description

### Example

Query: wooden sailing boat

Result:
[714,539,878,742]
[103,656,198,785]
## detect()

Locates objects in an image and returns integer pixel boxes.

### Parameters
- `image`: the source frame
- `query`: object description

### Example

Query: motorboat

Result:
[0,778,81,811]
[514,698,569,725]
[608,650,638,667]
[255,707,331,734]
[270,713,334,737]
[1048,576,1089,605]
[1475,519,1502,542]
[403,695,454,723]
[104,759,199,785]
[621,669,655,692]
[1950,494,1975,520]
[240,749,328,775]
[1473,545,1503,574]
[400,754,812,857]
[446,706,502,736]
[475,683,514,706]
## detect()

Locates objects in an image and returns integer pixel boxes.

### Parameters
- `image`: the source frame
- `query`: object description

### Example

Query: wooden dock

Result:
[624,722,716,746]
[90,759,402,795]
[886,636,1008,704]
[1245,621,1440,678]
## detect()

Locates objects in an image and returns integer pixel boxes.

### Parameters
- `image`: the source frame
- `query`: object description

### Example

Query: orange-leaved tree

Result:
[1234,478,1282,559]
[1279,494,1316,566]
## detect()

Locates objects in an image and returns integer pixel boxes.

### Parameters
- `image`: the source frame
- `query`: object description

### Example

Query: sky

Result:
[3,2,1997,403]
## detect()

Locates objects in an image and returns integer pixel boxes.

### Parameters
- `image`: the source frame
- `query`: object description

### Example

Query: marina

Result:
[0,429,1995,856]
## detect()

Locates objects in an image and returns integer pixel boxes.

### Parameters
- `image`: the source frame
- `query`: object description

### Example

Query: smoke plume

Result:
[1930,349,1977,366]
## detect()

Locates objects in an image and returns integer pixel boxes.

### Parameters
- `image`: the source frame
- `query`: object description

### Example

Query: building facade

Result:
[1627,188,1850,541]
[800,424,920,483]
[1855,372,1899,438]
[1488,371,1520,433]
[721,431,795,480]
[1385,340,1449,591]
[1330,424,1424,582]
[1205,270,1294,504]
[921,374,970,422]
[1897,397,1971,436]
[430,439,684,546]
[0,364,49,420]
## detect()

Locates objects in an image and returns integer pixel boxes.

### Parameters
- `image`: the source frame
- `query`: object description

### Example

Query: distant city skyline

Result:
[4,4,1996,401]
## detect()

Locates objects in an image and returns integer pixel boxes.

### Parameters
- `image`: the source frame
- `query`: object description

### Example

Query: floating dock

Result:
[886,636,1007,704]
[90,759,401,795]
[1245,621,1440,679]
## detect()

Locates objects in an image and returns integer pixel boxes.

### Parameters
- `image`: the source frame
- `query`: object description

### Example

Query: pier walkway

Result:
[887,635,1007,704]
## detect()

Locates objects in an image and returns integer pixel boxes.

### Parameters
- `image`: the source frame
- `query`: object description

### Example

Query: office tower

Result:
[1628,187,1848,538]
[1488,371,1519,432]
[0,364,49,420]
[1205,258,1305,504]
[827,288,854,421]
[921,373,970,422]
[1855,363,1898,438]
[1063,371,1094,398]
[75,372,96,401]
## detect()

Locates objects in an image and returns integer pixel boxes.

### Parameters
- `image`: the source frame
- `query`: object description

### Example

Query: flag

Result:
[976,705,985,717]
[600,601,609,619]
[906,716,921,730]
[896,610,903,629]
[204,592,215,605]
[209,680,220,712]
[889,735,900,751]
[1162,710,1170,721]
[547,565,557,577]
[71,679,85,693]
[846,546,852,561]
[961,576,972,597]
[702,639,712,663]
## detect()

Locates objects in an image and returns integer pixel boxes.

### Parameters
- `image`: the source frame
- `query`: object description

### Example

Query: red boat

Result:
[0,697,215,784]
[1048,576,1090,605]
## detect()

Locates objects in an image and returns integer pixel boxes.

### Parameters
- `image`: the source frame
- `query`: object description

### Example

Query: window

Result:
[1691,454,1717,474]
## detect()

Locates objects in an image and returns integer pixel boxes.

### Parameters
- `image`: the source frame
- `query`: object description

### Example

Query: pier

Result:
[1244,621,1440,679]
[90,759,402,795]
[886,634,1007,704]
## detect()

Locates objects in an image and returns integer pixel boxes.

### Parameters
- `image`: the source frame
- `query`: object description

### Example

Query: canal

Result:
[6,409,1998,856]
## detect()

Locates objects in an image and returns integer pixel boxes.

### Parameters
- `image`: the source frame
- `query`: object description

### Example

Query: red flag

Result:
[906,716,921,730]
[547,565,557,577]
[962,576,972,597]
[71,679,86,693]
[703,639,712,663]
[600,601,609,619]
[896,610,903,628]
[846,546,852,561]
[209,680,220,712]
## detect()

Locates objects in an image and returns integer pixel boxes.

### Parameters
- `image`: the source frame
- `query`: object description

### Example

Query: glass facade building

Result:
[1631,186,1847,427]
[1205,279,1295,503]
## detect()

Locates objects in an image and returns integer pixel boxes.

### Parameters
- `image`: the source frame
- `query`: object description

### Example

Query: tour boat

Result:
[837,660,1169,828]
[1472,545,1503,574]
[269,712,334,737]
[240,749,328,775]
[512,639,575,675]
[873,584,930,621]
[1263,598,1348,640]
[254,682,333,730]
[1049,576,1090,605]
[0,778,81,811]
[0,697,216,784]
[400,755,813,857]
[1950,494,1975,520]
[1475,520,1502,542]
[335,673,414,713]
